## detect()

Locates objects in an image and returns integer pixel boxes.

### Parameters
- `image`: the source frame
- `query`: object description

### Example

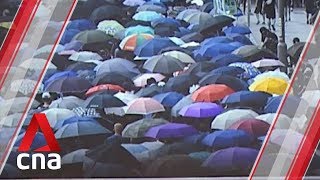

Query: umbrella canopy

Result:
[55,116,98,130]
[126,97,165,115]
[229,62,261,79]
[67,19,96,31]
[95,59,139,78]
[62,149,88,165]
[45,76,92,94]
[209,66,245,77]
[143,55,185,74]
[92,72,135,89]
[55,121,110,139]
[199,74,249,92]
[171,95,194,117]
[125,25,154,37]
[179,102,223,118]
[134,37,177,57]
[192,84,235,102]
[164,74,199,95]
[249,77,288,95]
[222,91,272,109]
[202,147,259,173]
[201,130,254,149]
[42,108,76,128]
[194,42,241,58]
[97,20,124,36]
[89,5,123,24]
[123,0,145,6]
[133,73,165,87]
[120,33,154,51]
[44,71,77,88]
[133,11,164,22]
[163,50,196,64]
[136,85,163,97]
[114,92,138,105]
[122,118,169,138]
[232,45,277,62]
[227,33,253,45]
[184,12,212,25]
[251,59,285,68]
[66,62,97,72]
[176,9,200,20]
[211,109,259,130]
[223,25,251,35]
[153,92,184,107]
[151,17,180,28]
[85,84,125,96]
[83,92,125,109]
[253,71,290,83]
[137,4,167,14]
[256,113,293,129]
[198,15,235,35]
[69,51,103,62]
[211,54,245,67]
[228,118,270,137]
[72,30,113,44]
[145,123,198,139]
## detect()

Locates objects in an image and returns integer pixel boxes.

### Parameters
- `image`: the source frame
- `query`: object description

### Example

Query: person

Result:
[305,0,316,24]
[146,78,157,87]
[105,123,124,146]
[41,92,52,108]
[260,27,278,54]
[254,0,266,25]
[293,37,300,44]
[264,0,277,31]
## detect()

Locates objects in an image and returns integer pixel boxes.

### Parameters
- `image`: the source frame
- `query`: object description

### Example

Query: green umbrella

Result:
[125,25,154,37]
[97,20,124,36]
[183,12,213,25]
[122,118,168,138]
[73,30,113,44]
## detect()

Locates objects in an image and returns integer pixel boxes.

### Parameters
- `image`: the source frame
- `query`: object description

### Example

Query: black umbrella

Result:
[200,2,214,13]
[154,25,179,37]
[92,72,135,89]
[90,5,124,24]
[184,61,217,77]
[83,92,126,108]
[181,32,204,43]
[66,62,97,72]
[45,77,92,94]
[73,30,114,45]
[125,20,151,28]
[136,85,163,97]
[232,45,277,62]
[199,74,249,91]
[164,74,199,95]
[51,54,76,71]
[84,162,139,178]
[143,55,185,74]
[199,15,235,36]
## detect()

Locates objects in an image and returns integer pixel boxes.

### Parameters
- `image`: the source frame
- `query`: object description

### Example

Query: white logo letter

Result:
[17,153,30,170]
[47,153,61,170]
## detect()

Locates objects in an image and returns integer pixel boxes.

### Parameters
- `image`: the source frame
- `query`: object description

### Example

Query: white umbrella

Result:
[49,96,84,109]
[42,108,76,128]
[256,113,294,129]
[69,51,103,62]
[251,59,285,68]
[114,92,138,105]
[133,73,165,87]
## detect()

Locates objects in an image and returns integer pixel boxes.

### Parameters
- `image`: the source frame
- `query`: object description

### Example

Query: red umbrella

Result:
[228,118,270,137]
[85,84,125,96]
[192,84,234,102]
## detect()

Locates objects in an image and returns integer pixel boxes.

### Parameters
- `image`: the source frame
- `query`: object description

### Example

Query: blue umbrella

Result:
[151,17,181,28]
[229,62,261,79]
[199,74,249,92]
[122,144,149,154]
[188,151,211,163]
[64,40,84,51]
[194,43,240,58]
[227,33,253,45]
[55,116,98,130]
[134,37,177,57]
[209,66,245,77]
[201,36,233,46]
[44,71,77,88]
[15,132,46,150]
[67,19,96,31]
[211,54,245,67]
[202,147,259,173]
[222,91,272,109]
[183,133,208,145]
[224,25,251,35]
[201,130,254,149]
[125,25,155,37]
[60,29,81,45]
[153,92,184,107]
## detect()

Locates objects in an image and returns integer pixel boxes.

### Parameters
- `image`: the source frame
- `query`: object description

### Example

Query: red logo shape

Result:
[18,113,60,152]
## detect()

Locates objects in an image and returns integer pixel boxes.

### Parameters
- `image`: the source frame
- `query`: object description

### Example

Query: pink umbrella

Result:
[126,98,165,115]
[133,73,165,87]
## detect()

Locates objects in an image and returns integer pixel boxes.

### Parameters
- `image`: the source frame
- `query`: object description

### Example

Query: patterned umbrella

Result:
[97,20,124,36]
[120,34,154,51]
[133,11,164,22]
[229,62,261,79]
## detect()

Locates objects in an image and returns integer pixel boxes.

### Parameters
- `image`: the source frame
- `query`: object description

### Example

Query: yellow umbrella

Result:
[249,77,288,95]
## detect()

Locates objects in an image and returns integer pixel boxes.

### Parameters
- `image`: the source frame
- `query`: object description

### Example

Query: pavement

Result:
[237,8,313,47]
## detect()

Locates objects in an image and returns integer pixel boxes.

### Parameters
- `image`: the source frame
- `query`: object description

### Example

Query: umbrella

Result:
[134,37,177,57]
[269,129,303,154]
[9,79,37,96]
[125,25,154,37]
[164,74,199,95]
[198,15,235,35]
[163,50,196,64]
[222,91,272,109]
[209,66,244,77]
[249,77,288,95]
[134,73,165,87]
[67,19,96,31]
[136,84,163,97]
[123,0,145,6]
[194,42,240,58]
[171,95,194,117]
[201,130,254,149]
[232,45,277,62]
[184,61,217,76]
[192,84,235,102]
[42,108,76,128]
[211,54,245,67]
[55,116,98,130]
[126,97,165,115]
[151,17,180,28]
[66,62,97,72]
[153,92,184,107]
[188,151,211,163]
[227,33,253,45]
[114,92,138,105]
[179,102,223,118]
[97,20,124,36]
[199,74,249,92]
[133,11,164,22]
[145,123,198,139]
[68,51,103,62]
[202,36,233,45]
[122,143,149,154]
[264,95,308,118]
[228,119,270,137]
[256,113,293,129]
[183,12,212,25]
[83,162,138,178]
[122,118,169,138]
[119,33,154,51]
[0,113,22,127]
[223,25,251,35]
[85,84,125,96]
[84,92,125,109]
[143,55,185,74]
[137,4,167,14]
[229,62,261,79]
[45,77,92,94]
[176,9,200,20]
[62,149,88,165]
[287,42,305,59]
[211,109,259,130]
[181,32,204,43]
[44,71,77,88]
[95,59,139,78]
[72,30,113,44]
[251,59,285,68]
[202,147,259,174]
[145,155,204,177]
[55,121,110,139]
[60,29,81,45]
[253,71,290,83]
[92,72,135,89]
[89,5,123,24]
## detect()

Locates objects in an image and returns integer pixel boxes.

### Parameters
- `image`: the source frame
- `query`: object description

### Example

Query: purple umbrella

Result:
[145,123,198,139]
[202,147,259,173]
[179,102,223,118]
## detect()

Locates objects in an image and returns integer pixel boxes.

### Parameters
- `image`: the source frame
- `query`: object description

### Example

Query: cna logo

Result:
[17,114,61,170]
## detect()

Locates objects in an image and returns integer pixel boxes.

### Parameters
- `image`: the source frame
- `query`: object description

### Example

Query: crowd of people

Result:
[0,0,319,178]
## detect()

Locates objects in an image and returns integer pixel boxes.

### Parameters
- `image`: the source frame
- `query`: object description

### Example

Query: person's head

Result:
[113,123,123,135]
[42,92,52,105]
[260,27,269,34]
[146,78,157,86]
[293,37,300,44]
